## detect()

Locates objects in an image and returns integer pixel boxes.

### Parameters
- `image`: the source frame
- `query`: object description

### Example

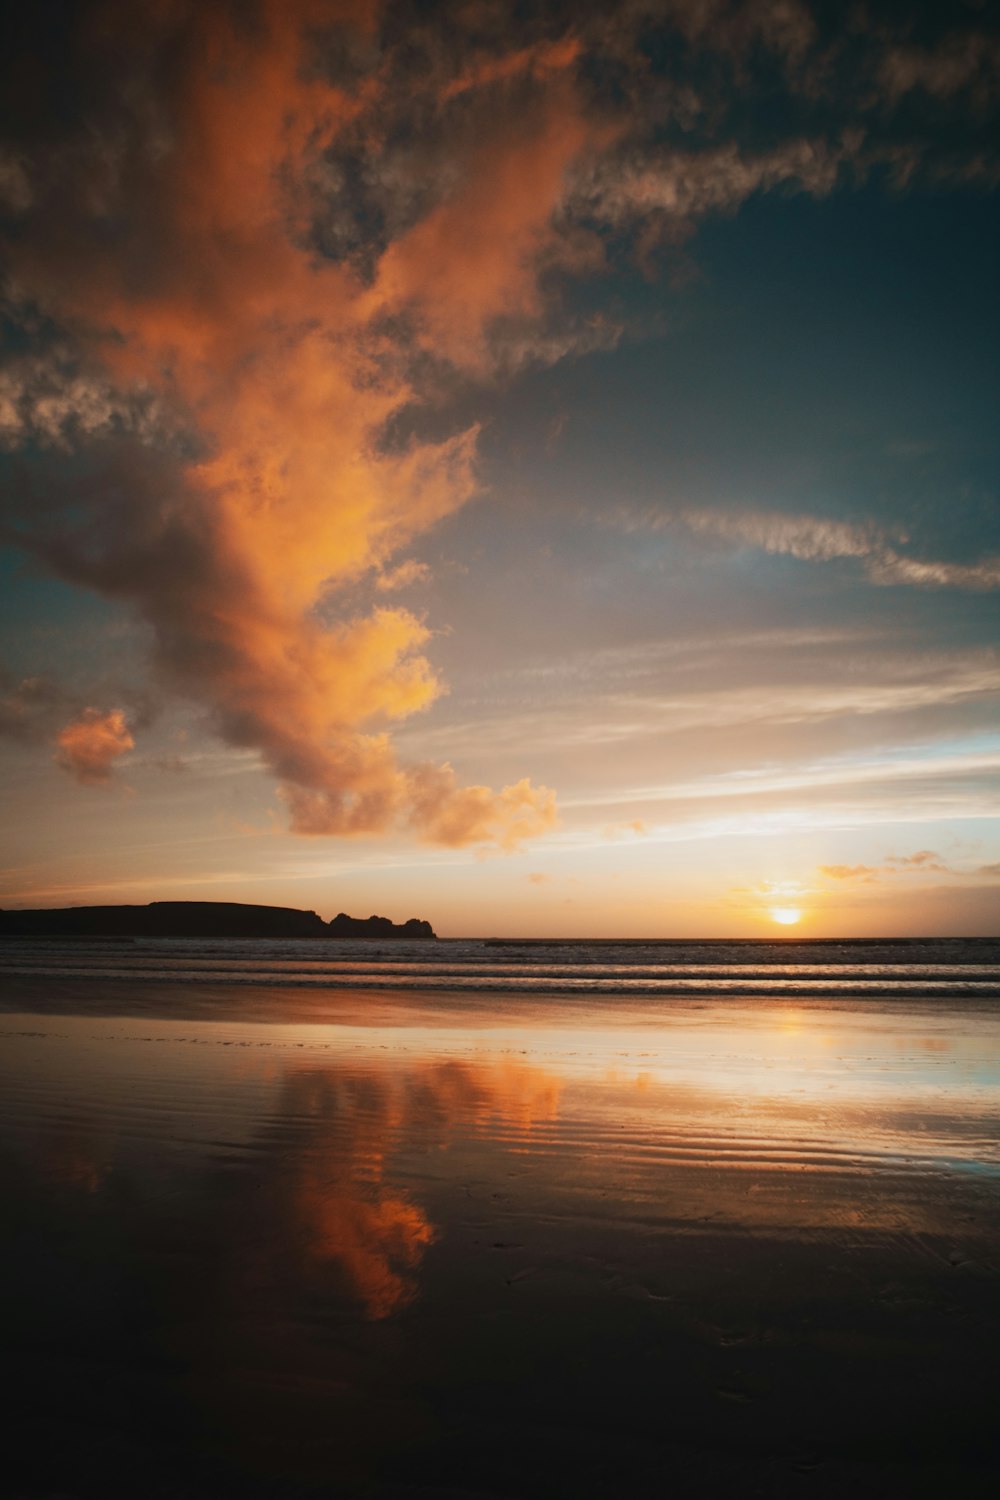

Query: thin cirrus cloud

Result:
[612,507,1000,590]
[819,851,952,884]
[880,32,1000,107]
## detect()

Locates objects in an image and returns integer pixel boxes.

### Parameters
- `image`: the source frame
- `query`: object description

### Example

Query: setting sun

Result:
[770,907,802,926]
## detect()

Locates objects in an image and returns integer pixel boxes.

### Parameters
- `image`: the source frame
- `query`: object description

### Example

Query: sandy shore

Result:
[2,984,998,1496]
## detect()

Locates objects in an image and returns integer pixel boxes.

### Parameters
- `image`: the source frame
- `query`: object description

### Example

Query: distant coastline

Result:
[0,901,436,940]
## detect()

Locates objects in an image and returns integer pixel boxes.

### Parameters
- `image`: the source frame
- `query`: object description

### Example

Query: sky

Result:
[0,0,998,937]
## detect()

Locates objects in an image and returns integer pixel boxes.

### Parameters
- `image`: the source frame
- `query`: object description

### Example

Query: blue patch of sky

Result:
[0,546,129,678]
[469,185,999,555]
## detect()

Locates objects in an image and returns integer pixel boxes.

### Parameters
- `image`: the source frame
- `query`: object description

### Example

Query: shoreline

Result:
[3,961,999,1497]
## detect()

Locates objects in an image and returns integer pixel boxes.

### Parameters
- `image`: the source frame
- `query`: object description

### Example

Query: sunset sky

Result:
[1,0,997,936]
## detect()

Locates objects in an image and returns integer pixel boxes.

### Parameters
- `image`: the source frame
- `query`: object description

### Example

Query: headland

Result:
[0,901,436,940]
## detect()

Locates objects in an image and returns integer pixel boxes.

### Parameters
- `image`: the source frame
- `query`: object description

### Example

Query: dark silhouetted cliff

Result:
[0,902,436,939]
[326,912,436,939]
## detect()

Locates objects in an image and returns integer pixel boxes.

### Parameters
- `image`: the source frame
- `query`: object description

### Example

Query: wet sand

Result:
[1,981,999,1496]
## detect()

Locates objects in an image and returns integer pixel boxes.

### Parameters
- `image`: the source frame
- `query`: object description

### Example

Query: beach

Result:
[5,3,999,1493]
[2,940,999,1496]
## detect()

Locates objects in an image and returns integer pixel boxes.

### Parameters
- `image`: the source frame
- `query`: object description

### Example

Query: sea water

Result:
[3,933,999,995]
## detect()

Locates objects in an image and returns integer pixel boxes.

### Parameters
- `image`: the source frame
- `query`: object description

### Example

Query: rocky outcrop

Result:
[326,912,436,939]
[0,901,436,939]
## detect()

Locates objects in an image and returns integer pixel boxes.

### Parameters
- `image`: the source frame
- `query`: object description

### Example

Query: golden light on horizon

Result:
[769,907,802,926]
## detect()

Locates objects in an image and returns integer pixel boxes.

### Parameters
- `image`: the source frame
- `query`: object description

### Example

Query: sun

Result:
[769,907,802,926]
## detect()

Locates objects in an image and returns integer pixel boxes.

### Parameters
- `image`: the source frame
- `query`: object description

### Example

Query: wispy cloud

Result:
[0,674,64,742]
[602,819,647,840]
[0,349,163,450]
[403,650,1000,760]
[374,559,431,593]
[884,850,951,872]
[612,506,1000,591]
[880,32,1000,108]
[819,850,952,885]
[683,509,1000,590]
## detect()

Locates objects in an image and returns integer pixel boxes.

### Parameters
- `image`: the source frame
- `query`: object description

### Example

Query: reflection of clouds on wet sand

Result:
[1,1000,999,1497]
[222,1056,565,1322]
[164,1055,568,1480]
[4,999,998,1265]
[281,1068,428,1318]
[271,1066,436,1321]
[288,1059,561,1317]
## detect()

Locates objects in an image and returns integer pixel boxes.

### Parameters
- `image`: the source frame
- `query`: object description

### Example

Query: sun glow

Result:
[770,907,802,926]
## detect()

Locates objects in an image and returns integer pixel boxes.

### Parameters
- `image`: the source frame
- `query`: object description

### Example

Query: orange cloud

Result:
[819,864,880,882]
[54,707,134,785]
[8,1,574,847]
[284,764,557,846]
[370,86,598,368]
[441,36,582,102]
[819,850,952,884]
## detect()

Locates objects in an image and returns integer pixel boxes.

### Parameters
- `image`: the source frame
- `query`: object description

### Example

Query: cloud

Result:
[54,707,134,784]
[819,850,952,885]
[674,508,1000,590]
[572,136,849,238]
[0,349,162,450]
[880,33,1000,108]
[2,1,571,847]
[367,77,598,370]
[884,850,950,873]
[284,766,557,849]
[406,769,558,851]
[441,35,583,103]
[0,148,31,211]
[1,672,154,768]
[680,507,885,560]
[603,818,647,839]
[818,864,880,883]
[374,558,430,592]
[866,553,1000,591]
[0,674,65,742]
[2,0,998,846]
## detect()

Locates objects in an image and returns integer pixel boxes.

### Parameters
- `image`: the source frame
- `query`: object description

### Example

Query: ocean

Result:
[3,932,1000,997]
[2,937,999,1496]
